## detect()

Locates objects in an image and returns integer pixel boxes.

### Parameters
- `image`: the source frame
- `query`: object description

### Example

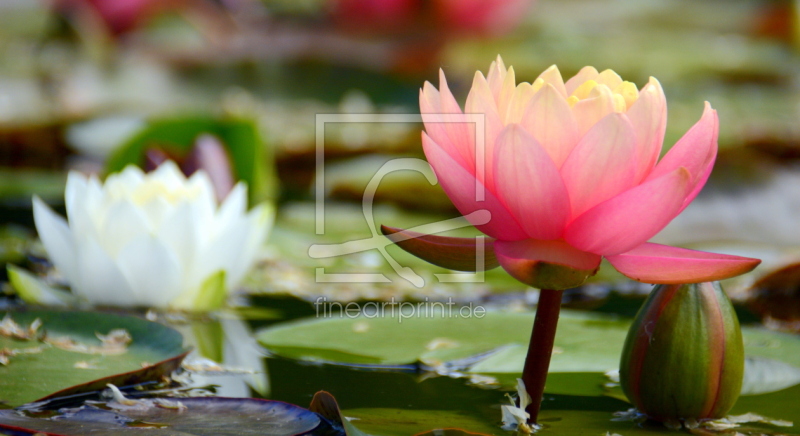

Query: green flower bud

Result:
[619,282,744,421]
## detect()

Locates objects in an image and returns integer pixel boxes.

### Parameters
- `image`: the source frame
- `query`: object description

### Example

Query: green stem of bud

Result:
[522,288,563,424]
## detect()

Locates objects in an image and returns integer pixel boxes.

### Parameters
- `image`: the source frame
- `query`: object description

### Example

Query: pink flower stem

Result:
[521,288,563,424]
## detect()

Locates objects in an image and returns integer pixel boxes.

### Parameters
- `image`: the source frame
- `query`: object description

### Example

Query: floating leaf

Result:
[741,357,800,395]
[309,391,495,436]
[0,310,188,407]
[257,310,800,396]
[258,311,629,372]
[0,396,325,435]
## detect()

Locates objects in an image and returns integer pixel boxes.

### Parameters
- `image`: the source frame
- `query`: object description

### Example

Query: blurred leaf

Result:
[0,310,188,407]
[741,356,800,396]
[106,117,276,205]
[6,264,78,306]
[0,170,65,202]
[746,262,800,331]
[0,225,32,266]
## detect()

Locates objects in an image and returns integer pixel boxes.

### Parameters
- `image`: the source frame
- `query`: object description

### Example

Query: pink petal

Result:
[606,243,761,284]
[559,113,639,217]
[422,132,528,241]
[647,102,717,186]
[495,239,601,272]
[439,71,478,172]
[571,84,615,136]
[681,106,719,213]
[493,125,571,240]
[420,84,455,156]
[465,71,505,191]
[627,77,667,183]
[520,83,580,168]
[565,167,691,256]
[681,143,716,213]
[565,66,599,95]
[536,65,568,97]
[420,83,470,170]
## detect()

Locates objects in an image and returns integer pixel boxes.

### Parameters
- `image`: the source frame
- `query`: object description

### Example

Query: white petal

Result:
[99,199,152,256]
[139,196,173,229]
[217,182,248,225]
[109,165,145,191]
[64,171,88,222]
[151,160,187,189]
[188,169,218,201]
[193,220,249,291]
[225,203,273,288]
[75,236,136,305]
[157,201,197,273]
[116,235,183,308]
[65,173,102,240]
[32,196,78,285]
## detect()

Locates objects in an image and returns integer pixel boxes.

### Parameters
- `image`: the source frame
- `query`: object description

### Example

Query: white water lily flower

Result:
[32,162,274,310]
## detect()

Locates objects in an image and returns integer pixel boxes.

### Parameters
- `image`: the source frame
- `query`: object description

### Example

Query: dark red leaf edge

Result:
[34,350,190,403]
[0,397,326,436]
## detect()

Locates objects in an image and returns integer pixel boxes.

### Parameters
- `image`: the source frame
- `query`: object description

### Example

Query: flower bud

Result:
[619,282,744,421]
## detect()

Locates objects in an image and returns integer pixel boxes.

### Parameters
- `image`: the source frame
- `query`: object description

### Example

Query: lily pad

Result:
[257,310,630,371]
[741,357,800,396]
[0,310,188,407]
[341,408,501,436]
[257,310,800,395]
[0,396,325,435]
[308,391,495,436]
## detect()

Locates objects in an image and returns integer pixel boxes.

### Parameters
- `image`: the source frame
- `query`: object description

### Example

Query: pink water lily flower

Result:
[386,56,759,288]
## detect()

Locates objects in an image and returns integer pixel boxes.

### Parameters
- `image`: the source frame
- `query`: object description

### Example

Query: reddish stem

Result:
[521,288,563,424]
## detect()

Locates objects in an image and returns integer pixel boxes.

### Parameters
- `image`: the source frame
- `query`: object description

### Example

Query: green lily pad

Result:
[257,310,800,396]
[105,117,276,205]
[342,408,501,436]
[0,310,188,407]
[257,310,628,371]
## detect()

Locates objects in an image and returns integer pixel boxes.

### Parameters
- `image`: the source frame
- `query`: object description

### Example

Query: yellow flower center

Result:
[129,180,204,206]
[565,70,639,112]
